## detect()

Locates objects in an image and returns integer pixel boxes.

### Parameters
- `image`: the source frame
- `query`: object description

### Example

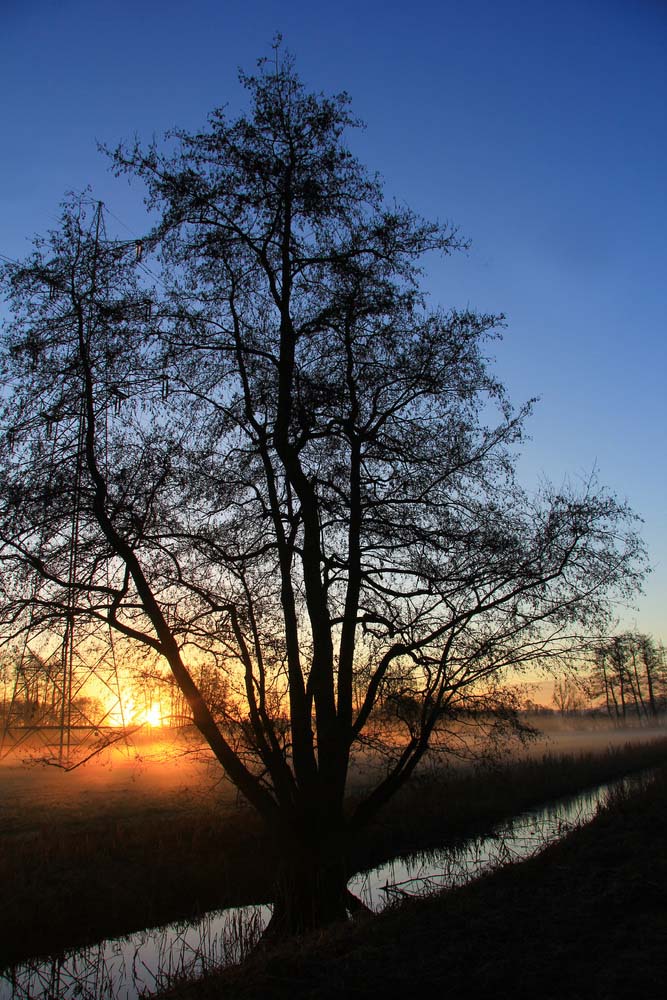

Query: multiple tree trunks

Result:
[593,634,666,721]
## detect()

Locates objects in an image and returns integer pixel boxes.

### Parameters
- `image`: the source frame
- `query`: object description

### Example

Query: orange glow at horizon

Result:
[104,696,167,728]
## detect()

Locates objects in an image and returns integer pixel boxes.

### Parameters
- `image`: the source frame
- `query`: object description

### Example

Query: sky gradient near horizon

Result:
[1,0,665,640]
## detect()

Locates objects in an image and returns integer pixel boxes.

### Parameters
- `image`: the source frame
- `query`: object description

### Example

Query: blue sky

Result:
[1,0,665,640]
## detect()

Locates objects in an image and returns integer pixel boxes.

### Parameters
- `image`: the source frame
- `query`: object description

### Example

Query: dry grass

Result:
[1,730,666,970]
[165,765,667,999]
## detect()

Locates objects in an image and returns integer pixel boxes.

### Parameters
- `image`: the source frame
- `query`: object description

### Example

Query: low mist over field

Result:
[2,716,664,837]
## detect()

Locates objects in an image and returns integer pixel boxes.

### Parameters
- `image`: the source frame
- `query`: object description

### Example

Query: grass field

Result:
[172,763,667,999]
[1,721,666,973]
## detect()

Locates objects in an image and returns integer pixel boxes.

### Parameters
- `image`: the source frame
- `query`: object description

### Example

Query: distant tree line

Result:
[0,650,104,727]
[588,632,666,721]
[0,646,231,731]
[540,632,666,720]
[130,660,231,728]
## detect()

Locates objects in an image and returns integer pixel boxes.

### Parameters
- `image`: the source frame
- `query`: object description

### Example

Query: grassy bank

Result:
[2,737,667,970]
[171,763,667,1000]
[349,736,667,874]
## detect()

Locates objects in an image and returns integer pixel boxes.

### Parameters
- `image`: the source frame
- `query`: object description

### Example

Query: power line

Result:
[1,198,168,293]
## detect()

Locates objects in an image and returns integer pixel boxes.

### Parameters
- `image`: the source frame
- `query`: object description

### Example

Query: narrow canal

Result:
[0,770,651,1000]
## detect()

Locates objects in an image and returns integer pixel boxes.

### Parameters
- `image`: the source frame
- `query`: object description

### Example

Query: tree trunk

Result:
[630,648,647,720]
[642,643,658,718]
[265,829,351,937]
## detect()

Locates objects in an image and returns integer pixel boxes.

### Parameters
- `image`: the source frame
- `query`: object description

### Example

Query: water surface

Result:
[0,772,648,1000]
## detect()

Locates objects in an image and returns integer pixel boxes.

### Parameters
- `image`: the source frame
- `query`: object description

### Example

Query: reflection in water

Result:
[349,784,601,909]
[0,773,648,1000]
[1,906,270,1000]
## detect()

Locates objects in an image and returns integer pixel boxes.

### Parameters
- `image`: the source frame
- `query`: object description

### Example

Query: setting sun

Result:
[141,703,164,728]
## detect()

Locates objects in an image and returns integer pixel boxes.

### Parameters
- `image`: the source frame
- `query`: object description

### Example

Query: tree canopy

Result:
[0,48,646,932]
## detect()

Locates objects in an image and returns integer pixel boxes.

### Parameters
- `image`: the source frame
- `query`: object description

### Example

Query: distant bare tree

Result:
[552,676,587,715]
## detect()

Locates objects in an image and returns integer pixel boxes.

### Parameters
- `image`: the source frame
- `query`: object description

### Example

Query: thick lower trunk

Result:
[265,837,351,937]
